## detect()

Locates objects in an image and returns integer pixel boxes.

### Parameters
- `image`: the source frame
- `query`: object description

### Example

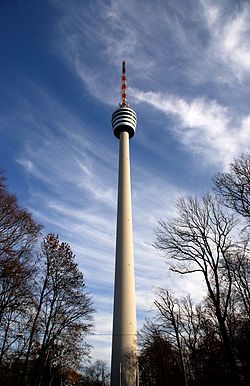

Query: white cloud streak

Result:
[51,0,250,173]
[132,88,250,168]
[197,1,250,83]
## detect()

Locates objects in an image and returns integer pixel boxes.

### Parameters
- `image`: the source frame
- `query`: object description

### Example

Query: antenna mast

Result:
[121,60,128,107]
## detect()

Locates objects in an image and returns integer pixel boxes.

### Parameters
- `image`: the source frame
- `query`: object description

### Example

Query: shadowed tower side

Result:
[111,61,137,386]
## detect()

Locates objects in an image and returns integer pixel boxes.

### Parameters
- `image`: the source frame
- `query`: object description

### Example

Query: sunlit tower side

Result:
[111,61,137,386]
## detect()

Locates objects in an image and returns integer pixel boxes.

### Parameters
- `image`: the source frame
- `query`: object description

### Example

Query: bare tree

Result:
[29,234,94,386]
[214,153,250,220]
[154,291,210,385]
[0,172,41,373]
[154,194,241,385]
[82,359,110,385]
[154,289,188,386]
[138,321,184,386]
[213,152,250,317]
[0,173,95,385]
[228,245,250,317]
[0,174,41,322]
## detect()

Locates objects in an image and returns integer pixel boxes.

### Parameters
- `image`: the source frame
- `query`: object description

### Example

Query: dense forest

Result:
[1,153,250,385]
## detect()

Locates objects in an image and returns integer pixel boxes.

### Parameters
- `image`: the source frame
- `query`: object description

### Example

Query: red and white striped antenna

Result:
[121,60,128,107]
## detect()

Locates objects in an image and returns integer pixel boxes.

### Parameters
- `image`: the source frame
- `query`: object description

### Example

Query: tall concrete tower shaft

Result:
[111,62,137,386]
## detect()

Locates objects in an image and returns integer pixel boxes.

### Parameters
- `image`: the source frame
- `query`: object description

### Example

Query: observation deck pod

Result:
[112,106,137,139]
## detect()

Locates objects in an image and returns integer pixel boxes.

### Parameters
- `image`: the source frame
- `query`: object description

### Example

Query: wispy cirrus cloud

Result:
[53,0,209,101]
[201,1,250,82]
[54,0,250,99]
[51,0,250,175]
[132,88,250,168]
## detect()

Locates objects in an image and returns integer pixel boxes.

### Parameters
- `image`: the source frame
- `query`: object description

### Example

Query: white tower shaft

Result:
[111,130,137,386]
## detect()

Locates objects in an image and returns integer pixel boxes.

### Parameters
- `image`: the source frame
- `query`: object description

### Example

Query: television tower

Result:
[111,61,137,386]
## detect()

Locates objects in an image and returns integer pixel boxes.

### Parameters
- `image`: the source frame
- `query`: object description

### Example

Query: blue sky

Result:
[1,0,250,364]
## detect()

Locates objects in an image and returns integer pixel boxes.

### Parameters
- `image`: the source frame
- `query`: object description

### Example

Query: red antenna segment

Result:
[121,60,128,107]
